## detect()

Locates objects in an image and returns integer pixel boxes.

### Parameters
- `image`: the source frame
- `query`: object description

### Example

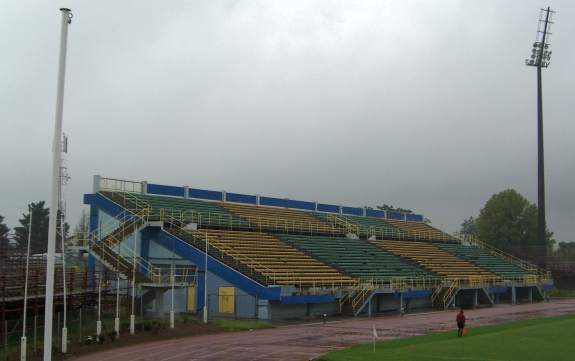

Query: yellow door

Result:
[218,287,235,314]
[187,286,196,312]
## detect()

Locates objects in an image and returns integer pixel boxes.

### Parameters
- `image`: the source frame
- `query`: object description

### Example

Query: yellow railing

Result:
[351,283,374,311]
[325,214,360,235]
[87,207,166,283]
[323,214,454,242]
[166,215,290,286]
[453,232,551,279]
[156,207,343,236]
[442,279,460,307]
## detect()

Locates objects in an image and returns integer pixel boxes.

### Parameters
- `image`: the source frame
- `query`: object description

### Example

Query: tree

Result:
[376,204,413,214]
[473,189,553,263]
[555,242,575,261]
[0,215,10,249]
[460,216,476,235]
[13,202,69,254]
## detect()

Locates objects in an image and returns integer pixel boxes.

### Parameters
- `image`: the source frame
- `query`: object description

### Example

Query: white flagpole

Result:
[21,210,33,361]
[203,232,208,323]
[44,8,72,361]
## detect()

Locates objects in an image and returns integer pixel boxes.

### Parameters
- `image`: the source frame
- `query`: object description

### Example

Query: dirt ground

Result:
[69,299,575,361]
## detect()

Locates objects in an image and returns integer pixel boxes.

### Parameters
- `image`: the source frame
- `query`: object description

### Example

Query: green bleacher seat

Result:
[435,242,531,278]
[277,234,437,282]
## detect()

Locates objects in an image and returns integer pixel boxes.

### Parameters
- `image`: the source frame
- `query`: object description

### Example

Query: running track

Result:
[73,299,575,361]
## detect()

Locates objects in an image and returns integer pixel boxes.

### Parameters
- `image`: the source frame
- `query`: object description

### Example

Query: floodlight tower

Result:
[525,7,554,268]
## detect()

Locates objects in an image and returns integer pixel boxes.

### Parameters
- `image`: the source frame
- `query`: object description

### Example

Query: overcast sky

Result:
[1,0,573,241]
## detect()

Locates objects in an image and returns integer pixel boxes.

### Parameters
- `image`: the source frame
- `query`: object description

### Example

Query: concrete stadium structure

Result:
[83,176,554,320]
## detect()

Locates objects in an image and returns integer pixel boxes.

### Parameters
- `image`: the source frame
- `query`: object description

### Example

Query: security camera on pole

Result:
[43,8,73,361]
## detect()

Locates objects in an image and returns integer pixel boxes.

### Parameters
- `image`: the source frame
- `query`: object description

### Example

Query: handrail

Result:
[324,214,454,242]
[166,215,280,286]
[156,207,343,237]
[453,232,551,279]
[99,177,143,193]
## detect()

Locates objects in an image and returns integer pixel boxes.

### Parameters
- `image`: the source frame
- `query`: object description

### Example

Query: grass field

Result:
[316,315,575,361]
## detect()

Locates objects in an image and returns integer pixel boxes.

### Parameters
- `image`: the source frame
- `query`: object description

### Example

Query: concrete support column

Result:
[473,289,478,308]
[142,181,148,194]
[93,174,101,193]
[368,299,372,318]
[222,191,227,202]
[155,289,165,317]
[314,202,318,212]
[257,299,269,320]
[256,194,260,206]
[511,286,517,305]
[399,294,404,315]
[183,186,189,199]
[529,287,533,303]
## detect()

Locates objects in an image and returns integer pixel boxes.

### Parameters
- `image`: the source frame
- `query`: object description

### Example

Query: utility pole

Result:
[44,8,72,361]
[525,7,555,268]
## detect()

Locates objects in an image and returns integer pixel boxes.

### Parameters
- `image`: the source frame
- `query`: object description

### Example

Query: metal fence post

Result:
[57,312,61,352]
[4,320,8,361]
[79,308,83,344]
[33,315,37,355]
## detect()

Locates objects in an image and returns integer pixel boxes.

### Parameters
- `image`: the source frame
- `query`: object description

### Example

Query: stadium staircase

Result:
[90,193,196,286]
[431,278,460,309]
[89,209,160,283]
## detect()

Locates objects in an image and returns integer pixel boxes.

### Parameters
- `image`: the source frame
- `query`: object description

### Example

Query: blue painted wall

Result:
[189,188,223,201]
[317,203,339,213]
[366,209,386,218]
[147,183,185,197]
[286,199,315,211]
[387,211,405,220]
[342,206,363,216]
[226,192,257,204]
[406,213,424,222]
[260,196,288,208]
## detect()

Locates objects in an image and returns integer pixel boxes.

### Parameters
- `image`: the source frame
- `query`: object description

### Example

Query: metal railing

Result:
[156,207,343,236]
[453,232,551,279]
[99,177,143,193]
[325,214,454,242]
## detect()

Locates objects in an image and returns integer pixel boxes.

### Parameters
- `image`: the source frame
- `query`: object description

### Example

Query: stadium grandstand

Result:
[81,176,554,319]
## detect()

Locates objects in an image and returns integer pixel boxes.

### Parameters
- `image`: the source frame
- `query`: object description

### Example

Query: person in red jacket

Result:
[456,309,466,337]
